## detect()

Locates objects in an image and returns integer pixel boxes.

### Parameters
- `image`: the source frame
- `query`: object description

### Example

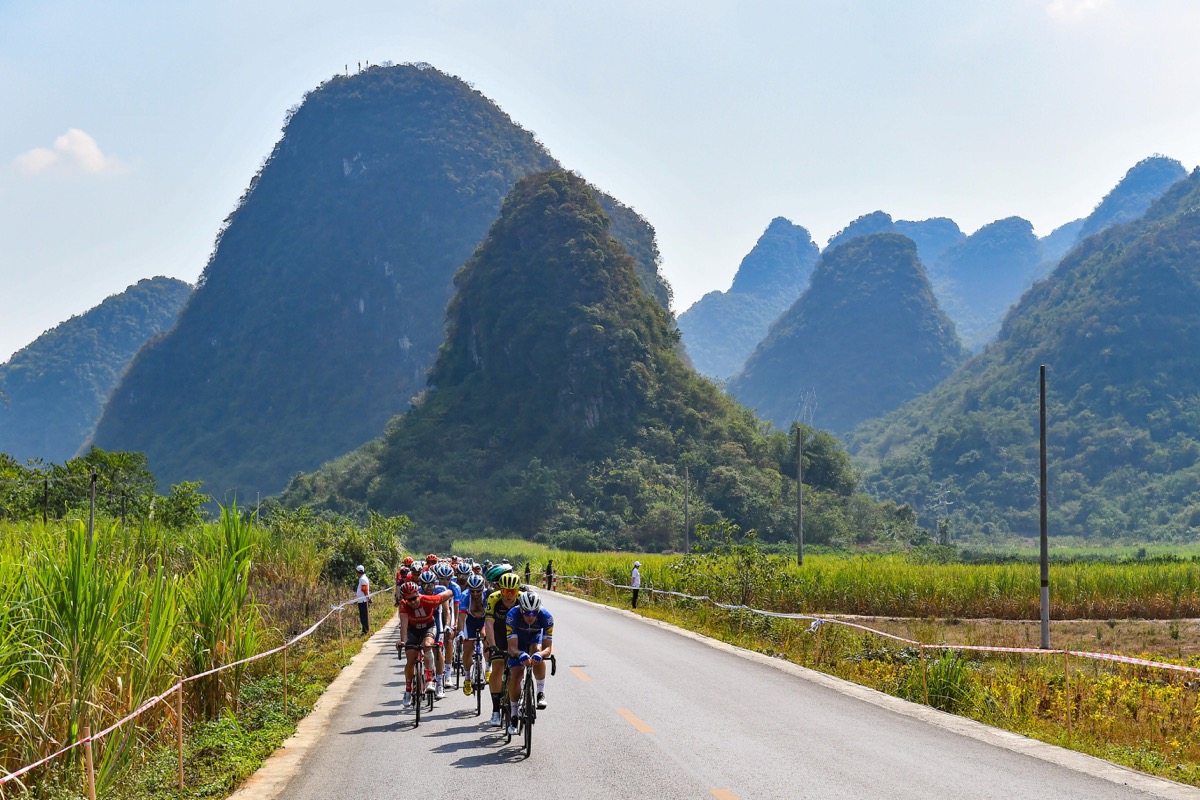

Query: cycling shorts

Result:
[464,615,486,640]
[404,623,436,650]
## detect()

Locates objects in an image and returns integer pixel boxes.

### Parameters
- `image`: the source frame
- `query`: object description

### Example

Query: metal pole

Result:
[797,426,804,566]
[1040,365,1050,649]
[88,469,97,549]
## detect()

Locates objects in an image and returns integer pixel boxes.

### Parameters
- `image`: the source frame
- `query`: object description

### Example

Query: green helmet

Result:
[485,564,511,583]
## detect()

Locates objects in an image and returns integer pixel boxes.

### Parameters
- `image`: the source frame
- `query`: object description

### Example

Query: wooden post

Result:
[338,608,345,659]
[177,678,184,791]
[83,726,96,800]
[1063,652,1072,737]
[814,622,823,667]
[283,638,289,716]
[920,647,930,706]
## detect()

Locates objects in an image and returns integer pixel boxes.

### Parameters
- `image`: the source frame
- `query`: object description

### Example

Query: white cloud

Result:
[13,129,127,175]
[1046,0,1113,21]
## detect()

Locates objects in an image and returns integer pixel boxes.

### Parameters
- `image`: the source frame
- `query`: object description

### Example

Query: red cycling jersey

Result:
[399,590,448,627]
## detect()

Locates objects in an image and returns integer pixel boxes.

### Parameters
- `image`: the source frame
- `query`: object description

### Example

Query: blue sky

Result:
[3,0,1200,362]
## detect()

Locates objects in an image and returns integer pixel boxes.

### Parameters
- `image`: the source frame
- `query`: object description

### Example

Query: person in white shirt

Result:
[356,565,371,635]
[631,560,641,608]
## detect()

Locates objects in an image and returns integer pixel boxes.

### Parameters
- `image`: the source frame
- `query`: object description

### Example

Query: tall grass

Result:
[540,549,1200,619]
[0,507,323,795]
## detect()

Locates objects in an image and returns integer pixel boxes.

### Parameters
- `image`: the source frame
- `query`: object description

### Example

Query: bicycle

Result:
[452,635,464,690]
[466,639,485,716]
[408,645,438,726]
[513,654,555,757]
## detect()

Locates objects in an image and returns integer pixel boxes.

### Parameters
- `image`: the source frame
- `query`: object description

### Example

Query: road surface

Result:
[273,591,1198,800]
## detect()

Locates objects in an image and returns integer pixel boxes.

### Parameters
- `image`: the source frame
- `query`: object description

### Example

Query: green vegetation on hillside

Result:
[283,172,918,552]
[730,233,966,435]
[677,217,818,380]
[0,277,191,463]
[91,64,669,504]
[852,168,1200,542]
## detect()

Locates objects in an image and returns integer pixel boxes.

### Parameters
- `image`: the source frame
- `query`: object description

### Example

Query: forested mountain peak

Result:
[729,233,966,435]
[89,64,668,501]
[282,172,916,551]
[0,277,192,463]
[852,167,1200,541]
[728,216,818,296]
[677,217,818,379]
[1076,155,1187,242]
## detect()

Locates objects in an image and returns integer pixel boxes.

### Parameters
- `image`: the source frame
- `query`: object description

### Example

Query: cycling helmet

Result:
[497,572,522,591]
[425,553,439,564]
[400,581,420,598]
[485,564,510,583]
[518,591,542,613]
[456,563,471,576]
[402,556,415,567]
[466,573,485,590]
[434,563,454,579]
[471,563,483,573]
[419,569,437,584]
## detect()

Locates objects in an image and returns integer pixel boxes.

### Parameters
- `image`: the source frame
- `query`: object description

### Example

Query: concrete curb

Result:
[227,614,399,800]
[549,589,1200,800]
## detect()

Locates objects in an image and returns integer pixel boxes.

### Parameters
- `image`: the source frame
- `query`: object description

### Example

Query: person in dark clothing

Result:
[544,560,554,590]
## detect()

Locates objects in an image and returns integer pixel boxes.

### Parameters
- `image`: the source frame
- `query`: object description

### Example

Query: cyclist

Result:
[460,572,489,695]
[435,562,461,687]
[418,568,450,698]
[396,580,454,707]
[483,570,523,725]
[505,590,554,733]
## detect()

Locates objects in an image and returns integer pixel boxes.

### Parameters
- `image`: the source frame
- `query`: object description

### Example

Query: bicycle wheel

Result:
[412,666,422,726]
[472,653,484,716]
[453,639,464,688]
[522,673,535,756]
[501,666,513,744]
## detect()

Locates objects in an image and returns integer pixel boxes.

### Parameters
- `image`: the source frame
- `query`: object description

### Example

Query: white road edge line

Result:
[550,590,1200,800]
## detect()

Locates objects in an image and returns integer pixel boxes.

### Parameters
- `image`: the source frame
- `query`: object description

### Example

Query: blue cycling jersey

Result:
[504,605,554,648]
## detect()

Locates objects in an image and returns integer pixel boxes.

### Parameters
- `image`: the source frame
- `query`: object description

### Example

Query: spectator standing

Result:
[356,565,371,634]
[525,562,532,585]
[544,560,555,590]
[631,560,641,608]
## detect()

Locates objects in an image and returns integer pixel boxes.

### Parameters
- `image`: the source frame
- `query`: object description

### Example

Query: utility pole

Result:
[797,425,804,566]
[1039,365,1050,649]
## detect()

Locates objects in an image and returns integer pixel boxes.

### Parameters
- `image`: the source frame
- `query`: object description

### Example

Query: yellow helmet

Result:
[497,572,522,590]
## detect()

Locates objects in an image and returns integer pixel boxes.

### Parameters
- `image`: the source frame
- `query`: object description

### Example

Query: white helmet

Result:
[518,591,542,613]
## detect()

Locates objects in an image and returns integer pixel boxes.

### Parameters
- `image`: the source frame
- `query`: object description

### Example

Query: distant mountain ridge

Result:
[91,64,670,501]
[850,167,1200,540]
[0,277,191,463]
[677,217,818,380]
[728,233,966,435]
[281,171,917,552]
[817,157,1187,353]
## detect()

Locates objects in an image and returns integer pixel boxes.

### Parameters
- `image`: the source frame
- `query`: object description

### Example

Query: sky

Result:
[3,0,1200,362]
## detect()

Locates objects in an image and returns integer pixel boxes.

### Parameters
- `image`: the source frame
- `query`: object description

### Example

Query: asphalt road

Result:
[277,592,1198,800]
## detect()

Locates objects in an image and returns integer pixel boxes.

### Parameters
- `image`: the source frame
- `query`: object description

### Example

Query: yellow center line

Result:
[709,790,740,800]
[616,707,655,733]
[570,666,592,682]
